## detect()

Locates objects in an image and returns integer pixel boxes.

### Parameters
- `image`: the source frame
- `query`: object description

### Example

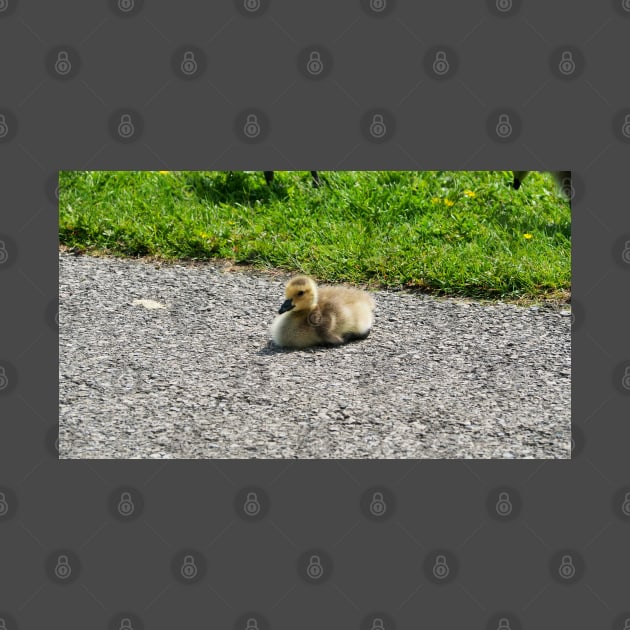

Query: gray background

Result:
[1,0,629,628]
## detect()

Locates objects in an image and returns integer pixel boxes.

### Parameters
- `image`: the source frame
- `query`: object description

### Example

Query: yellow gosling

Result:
[270,276,375,348]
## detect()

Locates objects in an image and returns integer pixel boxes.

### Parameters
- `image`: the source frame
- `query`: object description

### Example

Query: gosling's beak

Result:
[279,299,295,314]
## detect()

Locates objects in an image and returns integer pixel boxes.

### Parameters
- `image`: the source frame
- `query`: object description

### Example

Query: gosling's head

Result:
[278,276,318,313]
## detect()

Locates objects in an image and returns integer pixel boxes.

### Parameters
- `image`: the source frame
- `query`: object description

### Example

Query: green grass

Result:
[59,170,570,302]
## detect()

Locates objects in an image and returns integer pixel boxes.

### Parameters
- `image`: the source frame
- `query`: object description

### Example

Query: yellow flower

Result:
[463,190,476,197]
[431,197,441,204]
[444,199,455,207]
[159,170,170,174]
[523,233,533,239]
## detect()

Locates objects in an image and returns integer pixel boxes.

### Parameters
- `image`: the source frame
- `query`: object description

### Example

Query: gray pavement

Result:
[59,252,571,459]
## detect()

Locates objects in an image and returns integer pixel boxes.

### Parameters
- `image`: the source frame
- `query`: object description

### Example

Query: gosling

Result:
[270,276,375,348]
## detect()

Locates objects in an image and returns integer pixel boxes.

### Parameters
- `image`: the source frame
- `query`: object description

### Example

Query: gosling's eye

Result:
[297,291,304,296]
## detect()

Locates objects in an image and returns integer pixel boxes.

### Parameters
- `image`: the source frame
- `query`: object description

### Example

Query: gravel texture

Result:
[59,252,571,459]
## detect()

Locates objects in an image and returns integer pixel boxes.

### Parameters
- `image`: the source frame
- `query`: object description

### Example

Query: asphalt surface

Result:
[59,252,571,459]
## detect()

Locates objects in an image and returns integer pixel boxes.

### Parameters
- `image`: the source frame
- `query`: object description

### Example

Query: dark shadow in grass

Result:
[182,171,288,206]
